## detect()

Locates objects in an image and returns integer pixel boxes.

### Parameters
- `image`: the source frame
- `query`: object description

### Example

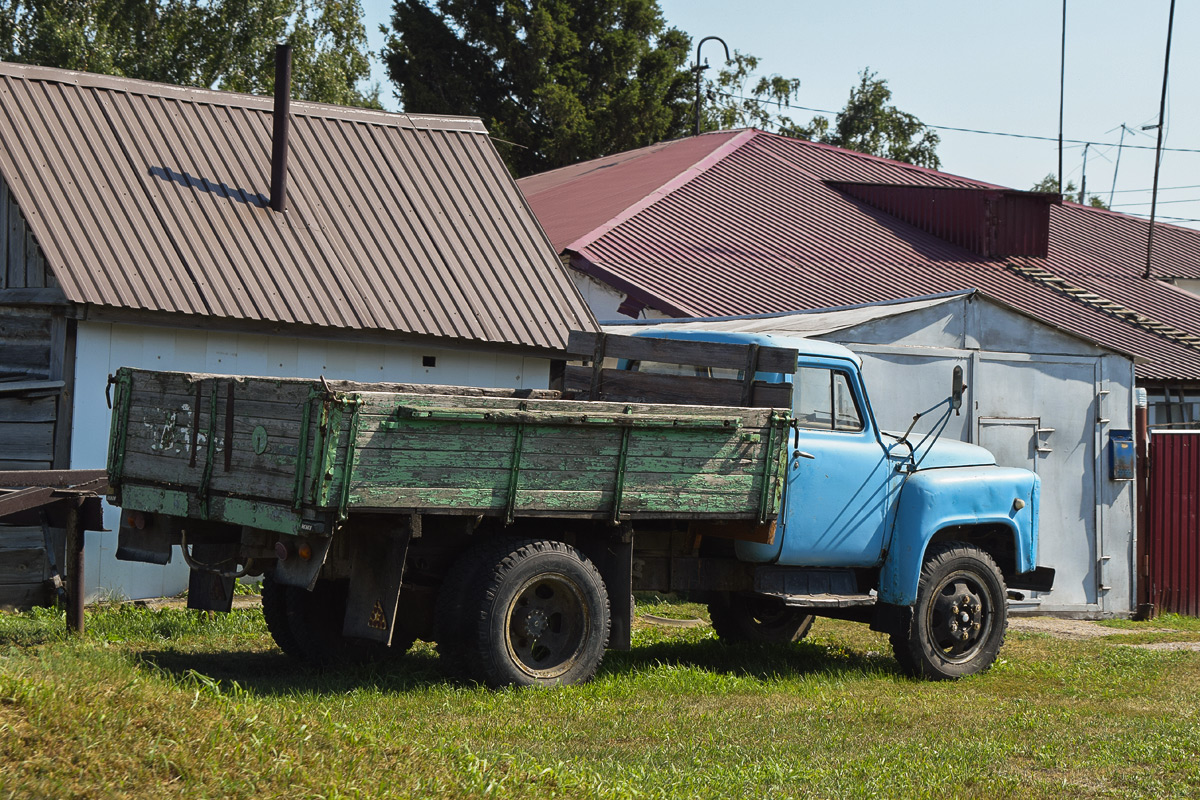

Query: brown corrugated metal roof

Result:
[518,129,1200,381]
[0,63,595,351]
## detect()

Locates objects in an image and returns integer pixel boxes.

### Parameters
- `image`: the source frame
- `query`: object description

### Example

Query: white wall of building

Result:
[71,320,551,601]
[570,271,671,323]
[813,300,1137,616]
[601,295,1139,617]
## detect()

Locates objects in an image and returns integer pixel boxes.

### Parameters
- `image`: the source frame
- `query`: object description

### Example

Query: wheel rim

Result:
[924,569,994,664]
[502,571,590,679]
[743,598,799,635]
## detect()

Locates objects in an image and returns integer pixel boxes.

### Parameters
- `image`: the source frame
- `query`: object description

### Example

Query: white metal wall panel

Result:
[71,321,550,601]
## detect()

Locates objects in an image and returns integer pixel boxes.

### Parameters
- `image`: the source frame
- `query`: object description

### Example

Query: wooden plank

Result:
[0,471,106,489]
[356,390,780,423]
[564,366,792,408]
[6,193,24,288]
[0,460,52,471]
[0,177,8,289]
[566,331,798,375]
[0,395,57,423]
[24,228,43,289]
[0,288,70,305]
[0,422,54,461]
[0,547,46,584]
[0,582,48,612]
[0,526,46,549]
[52,318,76,469]
[0,380,62,395]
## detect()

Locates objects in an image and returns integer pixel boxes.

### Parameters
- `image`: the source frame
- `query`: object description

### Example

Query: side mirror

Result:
[951,365,967,415]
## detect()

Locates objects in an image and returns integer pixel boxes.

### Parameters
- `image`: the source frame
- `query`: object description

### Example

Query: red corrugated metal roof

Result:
[518,129,1200,380]
[0,63,596,351]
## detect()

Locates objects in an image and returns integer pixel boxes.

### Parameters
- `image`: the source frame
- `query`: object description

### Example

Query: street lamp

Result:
[693,36,730,136]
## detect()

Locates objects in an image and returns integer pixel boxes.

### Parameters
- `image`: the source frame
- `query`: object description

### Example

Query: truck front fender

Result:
[880,466,1040,606]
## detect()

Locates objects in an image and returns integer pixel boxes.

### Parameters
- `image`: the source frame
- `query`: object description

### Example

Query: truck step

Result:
[767,592,877,609]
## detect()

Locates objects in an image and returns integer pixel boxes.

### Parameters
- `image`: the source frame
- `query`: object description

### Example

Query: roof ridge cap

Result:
[0,62,485,132]
[774,133,1002,189]
[565,129,760,252]
[1007,261,1200,350]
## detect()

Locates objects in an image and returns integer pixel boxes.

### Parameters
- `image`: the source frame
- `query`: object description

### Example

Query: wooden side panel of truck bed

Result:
[108,368,790,532]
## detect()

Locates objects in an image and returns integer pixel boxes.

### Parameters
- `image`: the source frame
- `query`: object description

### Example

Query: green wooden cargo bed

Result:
[106,367,792,537]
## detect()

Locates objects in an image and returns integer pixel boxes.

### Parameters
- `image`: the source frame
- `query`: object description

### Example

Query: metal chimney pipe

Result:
[269,43,292,213]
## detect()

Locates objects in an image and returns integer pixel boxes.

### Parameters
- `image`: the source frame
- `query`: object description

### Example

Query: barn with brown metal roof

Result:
[518,128,1200,426]
[0,62,596,605]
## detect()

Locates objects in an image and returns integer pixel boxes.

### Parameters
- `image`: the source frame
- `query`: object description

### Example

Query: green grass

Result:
[1,602,1199,799]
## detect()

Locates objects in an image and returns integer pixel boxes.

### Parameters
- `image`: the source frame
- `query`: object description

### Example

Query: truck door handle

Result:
[792,450,816,460]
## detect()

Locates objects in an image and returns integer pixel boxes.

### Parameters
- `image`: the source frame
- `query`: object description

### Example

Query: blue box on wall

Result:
[1109,430,1135,481]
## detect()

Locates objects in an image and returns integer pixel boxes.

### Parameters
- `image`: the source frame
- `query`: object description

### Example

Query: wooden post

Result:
[65,498,84,635]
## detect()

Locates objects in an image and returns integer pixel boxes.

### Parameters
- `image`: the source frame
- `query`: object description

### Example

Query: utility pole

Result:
[1108,124,1129,208]
[1146,0,1176,279]
[1058,0,1067,192]
[693,36,730,137]
[1079,142,1089,204]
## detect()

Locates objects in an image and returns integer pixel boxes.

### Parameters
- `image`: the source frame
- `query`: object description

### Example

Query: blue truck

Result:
[107,330,1051,687]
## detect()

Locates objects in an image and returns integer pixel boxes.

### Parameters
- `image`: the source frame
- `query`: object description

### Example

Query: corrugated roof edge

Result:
[787,135,1008,190]
[565,129,759,253]
[601,287,1144,362]
[0,61,487,133]
[82,305,579,358]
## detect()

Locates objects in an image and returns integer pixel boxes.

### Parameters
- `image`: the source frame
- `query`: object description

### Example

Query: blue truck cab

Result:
[625,328,1052,679]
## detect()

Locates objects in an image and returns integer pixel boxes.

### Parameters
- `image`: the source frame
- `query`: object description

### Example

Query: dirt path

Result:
[1009,616,1200,651]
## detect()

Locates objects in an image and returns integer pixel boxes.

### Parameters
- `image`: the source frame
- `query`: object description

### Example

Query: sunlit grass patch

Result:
[1,601,1199,798]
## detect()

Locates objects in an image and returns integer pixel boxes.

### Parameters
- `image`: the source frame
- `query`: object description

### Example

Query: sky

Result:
[360,0,1200,228]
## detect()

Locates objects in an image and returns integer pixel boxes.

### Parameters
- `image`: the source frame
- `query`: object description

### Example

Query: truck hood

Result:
[885,432,997,470]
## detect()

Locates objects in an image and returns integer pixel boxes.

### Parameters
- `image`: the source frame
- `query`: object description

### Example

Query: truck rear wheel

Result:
[891,543,1007,680]
[285,578,415,665]
[262,575,303,658]
[463,538,610,688]
[433,542,501,678]
[708,593,815,644]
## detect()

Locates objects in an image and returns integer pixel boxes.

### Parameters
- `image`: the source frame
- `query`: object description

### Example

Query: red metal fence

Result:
[1147,432,1200,616]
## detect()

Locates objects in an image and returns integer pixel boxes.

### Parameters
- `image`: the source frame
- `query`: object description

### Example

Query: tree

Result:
[385,0,693,176]
[698,50,800,133]
[793,69,940,169]
[1030,173,1109,209]
[0,0,379,107]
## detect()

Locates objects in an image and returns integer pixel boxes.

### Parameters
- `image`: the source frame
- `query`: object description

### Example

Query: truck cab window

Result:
[627,360,742,380]
[795,367,863,431]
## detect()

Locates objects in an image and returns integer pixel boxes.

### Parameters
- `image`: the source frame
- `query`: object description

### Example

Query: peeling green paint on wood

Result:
[109,370,791,528]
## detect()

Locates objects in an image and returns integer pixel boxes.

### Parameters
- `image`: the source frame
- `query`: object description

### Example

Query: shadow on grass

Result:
[602,638,900,683]
[135,647,450,696]
[134,635,900,697]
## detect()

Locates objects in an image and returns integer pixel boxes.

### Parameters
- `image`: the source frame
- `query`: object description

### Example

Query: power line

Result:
[1112,197,1200,207]
[714,91,1200,154]
[1125,212,1200,223]
[1109,183,1200,195]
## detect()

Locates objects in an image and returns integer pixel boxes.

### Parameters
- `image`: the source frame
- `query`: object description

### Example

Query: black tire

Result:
[890,543,1008,680]
[464,538,610,688]
[262,574,304,658]
[285,578,415,665]
[433,540,506,678]
[708,593,815,644]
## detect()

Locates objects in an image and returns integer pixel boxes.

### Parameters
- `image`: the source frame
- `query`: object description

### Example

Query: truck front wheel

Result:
[708,593,815,644]
[465,538,611,688]
[891,543,1007,680]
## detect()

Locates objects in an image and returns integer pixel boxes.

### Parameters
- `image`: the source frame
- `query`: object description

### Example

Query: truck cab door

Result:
[770,364,900,567]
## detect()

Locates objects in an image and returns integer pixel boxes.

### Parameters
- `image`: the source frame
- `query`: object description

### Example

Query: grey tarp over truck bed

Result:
[106,368,791,536]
